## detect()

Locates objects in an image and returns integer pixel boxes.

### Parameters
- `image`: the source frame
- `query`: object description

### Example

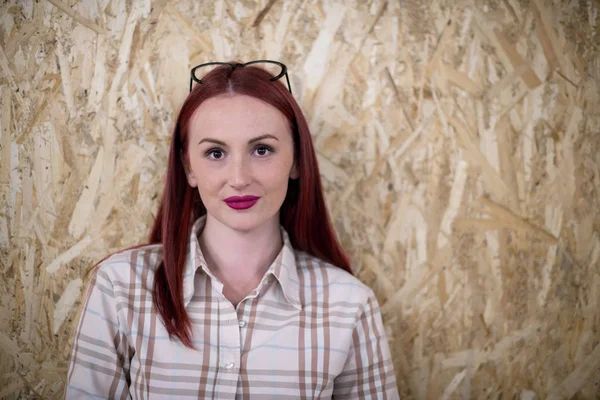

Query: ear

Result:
[181,151,198,188]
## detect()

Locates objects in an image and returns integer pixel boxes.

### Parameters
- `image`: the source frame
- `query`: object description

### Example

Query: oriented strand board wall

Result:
[1,0,599,398]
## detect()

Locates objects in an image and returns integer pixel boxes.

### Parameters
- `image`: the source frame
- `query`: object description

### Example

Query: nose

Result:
[228,155,251,190]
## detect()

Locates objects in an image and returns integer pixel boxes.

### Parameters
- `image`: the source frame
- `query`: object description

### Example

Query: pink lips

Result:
[224,195,260,210]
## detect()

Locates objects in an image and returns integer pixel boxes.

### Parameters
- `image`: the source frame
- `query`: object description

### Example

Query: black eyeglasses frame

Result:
[189,60,292,94]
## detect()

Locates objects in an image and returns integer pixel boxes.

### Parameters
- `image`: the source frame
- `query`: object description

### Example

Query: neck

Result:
[198,215,283,282]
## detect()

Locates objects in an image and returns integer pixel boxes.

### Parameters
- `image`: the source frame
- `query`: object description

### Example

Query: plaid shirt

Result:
[65,217,398,399]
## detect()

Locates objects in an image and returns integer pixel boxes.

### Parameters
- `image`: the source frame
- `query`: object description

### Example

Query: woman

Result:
[65,61,398,399]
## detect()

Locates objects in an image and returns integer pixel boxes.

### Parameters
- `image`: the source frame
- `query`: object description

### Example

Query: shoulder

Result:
[91,244,163,287]
[294,250,376,307]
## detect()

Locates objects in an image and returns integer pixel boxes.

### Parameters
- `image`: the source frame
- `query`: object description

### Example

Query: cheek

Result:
[260,162,293,190]
[196,173,221,192]
[190,162,221,194]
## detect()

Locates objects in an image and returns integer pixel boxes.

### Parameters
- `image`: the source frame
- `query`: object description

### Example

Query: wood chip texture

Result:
[0,0,599,398]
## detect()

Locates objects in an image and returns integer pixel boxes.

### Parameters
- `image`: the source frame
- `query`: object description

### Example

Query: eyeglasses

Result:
[189,60,292,94]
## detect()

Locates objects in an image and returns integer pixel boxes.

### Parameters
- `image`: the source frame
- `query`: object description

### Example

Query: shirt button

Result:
[238,320,247,328]
[225,362,235,371]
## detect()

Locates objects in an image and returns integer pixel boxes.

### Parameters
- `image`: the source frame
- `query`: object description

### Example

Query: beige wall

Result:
[0,0,599,398]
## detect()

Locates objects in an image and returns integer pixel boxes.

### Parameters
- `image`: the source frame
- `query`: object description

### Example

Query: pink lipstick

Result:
[224,195,260,210]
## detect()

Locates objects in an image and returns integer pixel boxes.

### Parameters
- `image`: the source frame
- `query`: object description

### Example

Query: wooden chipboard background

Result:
[0,0,599,398]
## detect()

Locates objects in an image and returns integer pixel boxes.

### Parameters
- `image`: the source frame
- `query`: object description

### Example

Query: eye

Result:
[255,145,273,156]
[206,148,224,160]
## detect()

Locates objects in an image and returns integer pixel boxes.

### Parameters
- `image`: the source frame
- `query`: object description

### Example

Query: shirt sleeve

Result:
[64,266,131,399]
[333,291,399,399]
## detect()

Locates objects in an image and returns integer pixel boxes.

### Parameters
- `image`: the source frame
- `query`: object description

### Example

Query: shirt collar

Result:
[182,216,302,310]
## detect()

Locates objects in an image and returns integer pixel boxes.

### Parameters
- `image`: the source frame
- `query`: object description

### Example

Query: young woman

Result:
[65,61,398,399]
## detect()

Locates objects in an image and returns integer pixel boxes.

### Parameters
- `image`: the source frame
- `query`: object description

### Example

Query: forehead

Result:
[188,94,290,141]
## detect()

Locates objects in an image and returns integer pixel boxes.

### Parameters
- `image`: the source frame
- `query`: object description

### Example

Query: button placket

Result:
[217,300,241,385]
[238,320,247,328]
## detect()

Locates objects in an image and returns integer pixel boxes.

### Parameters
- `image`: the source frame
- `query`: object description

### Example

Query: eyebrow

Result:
[198,134,279,146]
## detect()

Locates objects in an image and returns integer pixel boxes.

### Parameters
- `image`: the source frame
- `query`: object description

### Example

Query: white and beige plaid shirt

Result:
[65,216,398,399]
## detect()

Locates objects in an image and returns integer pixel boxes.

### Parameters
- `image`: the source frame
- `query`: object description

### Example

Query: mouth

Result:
[224,195,260,210]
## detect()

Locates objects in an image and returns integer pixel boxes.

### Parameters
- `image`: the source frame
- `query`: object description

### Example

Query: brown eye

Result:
[206,148,224,159]
[255,145,273,156]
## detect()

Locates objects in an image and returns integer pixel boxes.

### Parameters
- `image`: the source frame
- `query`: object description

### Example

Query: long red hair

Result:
[150,64,351,347]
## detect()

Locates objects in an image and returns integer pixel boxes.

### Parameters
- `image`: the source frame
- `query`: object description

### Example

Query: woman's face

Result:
[185,94,298,233]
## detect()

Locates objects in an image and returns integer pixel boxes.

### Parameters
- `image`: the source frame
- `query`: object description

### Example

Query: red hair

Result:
[150,64,351,348]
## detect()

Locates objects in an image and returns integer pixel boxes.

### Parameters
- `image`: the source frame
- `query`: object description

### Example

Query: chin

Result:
[215,210,276,234]
[222,218,262,233]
